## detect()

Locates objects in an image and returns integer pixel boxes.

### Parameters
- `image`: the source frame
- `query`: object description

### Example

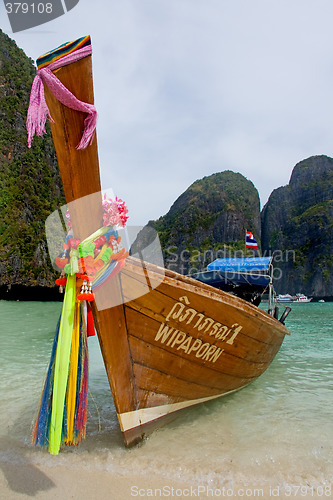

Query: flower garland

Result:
[102,194,128,228]
[32,195,129,454]
[55,196,129,301]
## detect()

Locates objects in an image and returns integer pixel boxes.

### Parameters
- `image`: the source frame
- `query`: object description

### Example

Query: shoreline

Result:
[0,285,62,302]
[1,460,330,499]
[0,285,332,304]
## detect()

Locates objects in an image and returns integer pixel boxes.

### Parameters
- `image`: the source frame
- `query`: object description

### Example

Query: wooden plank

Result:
[120,273,283,361]
[133,363,226,400]
[125,306,276,378]
[120,258,287,345]
[135,388,185,408]
[129,335,255,391]
[124,296,281,365]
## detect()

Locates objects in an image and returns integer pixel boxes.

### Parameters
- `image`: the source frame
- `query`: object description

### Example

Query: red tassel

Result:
[77,292,95,302]
[86,303,95,337]
[55,278,67,286]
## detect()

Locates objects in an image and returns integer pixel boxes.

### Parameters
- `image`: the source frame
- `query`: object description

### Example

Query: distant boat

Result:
[294,294,312,303]
[277,294,294,303]
[277,293,312,303]
[31,35,291,448]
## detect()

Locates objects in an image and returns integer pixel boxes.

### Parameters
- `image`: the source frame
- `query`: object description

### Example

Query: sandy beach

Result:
[0,461,190,500]
[1,460,330,500]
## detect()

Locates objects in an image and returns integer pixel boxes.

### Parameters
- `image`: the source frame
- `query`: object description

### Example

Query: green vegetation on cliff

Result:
[261,155,333,297]
[152,170,261,273]
[0,30,64,289]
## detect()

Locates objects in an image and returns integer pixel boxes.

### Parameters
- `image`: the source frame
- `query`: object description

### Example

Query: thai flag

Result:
[246,230,258,249]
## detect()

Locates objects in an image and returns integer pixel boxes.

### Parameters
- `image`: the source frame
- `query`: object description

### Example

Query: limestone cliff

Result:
[0,29,64,298]
[261,155,333,298]
[151,171,261,274]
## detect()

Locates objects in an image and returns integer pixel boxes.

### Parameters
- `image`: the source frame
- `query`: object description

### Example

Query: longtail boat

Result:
[28,36,290,448]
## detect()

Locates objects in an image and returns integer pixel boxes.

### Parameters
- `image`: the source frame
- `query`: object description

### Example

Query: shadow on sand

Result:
[0,436,55,497]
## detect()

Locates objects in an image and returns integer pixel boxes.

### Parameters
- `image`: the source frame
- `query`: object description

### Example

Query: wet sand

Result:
[0,463,190,500]
[1,460,330,500]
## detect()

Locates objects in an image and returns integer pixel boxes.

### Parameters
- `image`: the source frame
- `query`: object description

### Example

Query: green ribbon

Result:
[70,248,80,274]
[49,275,76,455]
[48,227,111,454]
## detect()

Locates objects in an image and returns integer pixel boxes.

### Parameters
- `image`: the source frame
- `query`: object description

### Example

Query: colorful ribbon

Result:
[26,45,97,150]
[49,275,76,454]
[32,224,128,454]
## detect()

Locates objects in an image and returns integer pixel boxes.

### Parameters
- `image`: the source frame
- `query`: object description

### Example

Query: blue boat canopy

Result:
[191,257,273,290]
[207,257,272,273]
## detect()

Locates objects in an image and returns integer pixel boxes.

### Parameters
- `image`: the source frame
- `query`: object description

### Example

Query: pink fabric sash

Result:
[26,45,97,150]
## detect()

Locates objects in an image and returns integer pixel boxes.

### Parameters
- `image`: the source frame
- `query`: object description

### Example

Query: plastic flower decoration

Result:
[64,195,129,230]
[102,194,129,228]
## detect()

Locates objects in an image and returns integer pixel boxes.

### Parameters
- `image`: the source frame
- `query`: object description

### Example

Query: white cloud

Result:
[2,0,333,224]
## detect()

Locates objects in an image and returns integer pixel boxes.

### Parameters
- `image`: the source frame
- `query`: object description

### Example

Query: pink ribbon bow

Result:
[26,45,97,150]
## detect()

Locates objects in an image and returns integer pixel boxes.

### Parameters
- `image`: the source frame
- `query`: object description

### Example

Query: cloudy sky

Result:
[1,0,333,225]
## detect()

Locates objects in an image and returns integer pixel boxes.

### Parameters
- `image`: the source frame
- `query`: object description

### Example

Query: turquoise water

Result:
[0,301,332,489]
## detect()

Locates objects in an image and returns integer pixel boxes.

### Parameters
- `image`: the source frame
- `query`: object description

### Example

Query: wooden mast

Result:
[43,57,102,238]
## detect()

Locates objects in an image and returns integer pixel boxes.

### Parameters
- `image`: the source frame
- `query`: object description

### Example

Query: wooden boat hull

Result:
[92,256,288,446]
[39,37,289,447]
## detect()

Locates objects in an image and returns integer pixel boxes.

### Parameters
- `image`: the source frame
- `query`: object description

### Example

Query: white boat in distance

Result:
[277,294,312,303]
[294,294,312,303]
[277,294,294,303]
